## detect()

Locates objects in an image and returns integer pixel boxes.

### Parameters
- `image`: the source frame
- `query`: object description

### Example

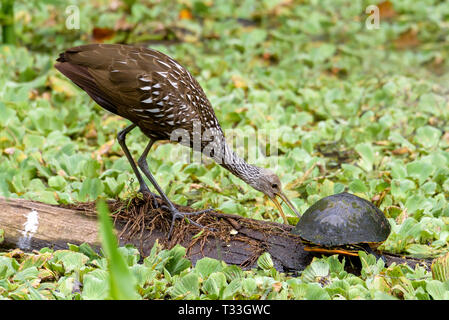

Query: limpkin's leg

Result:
[137,139,213,238]
[117,124,160,205]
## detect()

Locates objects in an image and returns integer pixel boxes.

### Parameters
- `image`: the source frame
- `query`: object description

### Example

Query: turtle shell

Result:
[292,192,391,247]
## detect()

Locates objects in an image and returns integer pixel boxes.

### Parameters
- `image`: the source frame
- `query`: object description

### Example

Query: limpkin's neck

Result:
[217,142,262,186]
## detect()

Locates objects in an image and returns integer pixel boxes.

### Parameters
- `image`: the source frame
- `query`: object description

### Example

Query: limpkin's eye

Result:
[271,183,278,189]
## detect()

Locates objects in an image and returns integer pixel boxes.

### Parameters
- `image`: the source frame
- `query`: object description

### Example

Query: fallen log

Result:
[0,196,432,274]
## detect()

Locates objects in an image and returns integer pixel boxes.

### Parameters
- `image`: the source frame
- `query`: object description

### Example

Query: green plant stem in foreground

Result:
[1,0,15,44]
[97,200,140,300]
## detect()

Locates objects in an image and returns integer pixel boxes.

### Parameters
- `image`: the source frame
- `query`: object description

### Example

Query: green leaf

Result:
[348,179,368,193]
[13,267,39,282]
[327,255,345,275]
[27,285,45,300]
[426,280,449,300]
[164,245,191,276]
[104,177,125,197]
[431,253,449,282]
[78,243,101,261]
[171,273,199,298]
[0,102,17,126]
[257,252,274,270]
[406,160,434,185]
[202,272,227,299]
[81,270,110,300]
[325,279,350,298]
[194,257,222,279]
[290,282,330,300]
[222,265,244,282]
[217,200,239,214]
[222,278,241,299]
[79,178,104,201]
[359,251,385,279]
[390,178,416,201]
[241,29,267,47]
[390,161,407,179]
[130,264,156,288]
[57,276,77,298]
[24,190,58,205]
[355,143,375,172]
[241,278,257,296]
[301,259,330,283]
[53,250,89,273]
[82,159,101,178]
[311,43,336,62]
[117,245,140,266]
[406,244,439,259]
[415,126,442,149]
[48,176,67,191]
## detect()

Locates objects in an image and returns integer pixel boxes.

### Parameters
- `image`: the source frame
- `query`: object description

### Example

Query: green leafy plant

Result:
[1,0,15,44]
[96,200,140,300]
[1,0,449,300]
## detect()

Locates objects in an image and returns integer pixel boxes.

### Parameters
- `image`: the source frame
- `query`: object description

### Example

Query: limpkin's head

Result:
[249,168,300,223]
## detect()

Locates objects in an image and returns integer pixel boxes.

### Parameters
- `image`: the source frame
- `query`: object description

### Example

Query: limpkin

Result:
[55,44,300,237]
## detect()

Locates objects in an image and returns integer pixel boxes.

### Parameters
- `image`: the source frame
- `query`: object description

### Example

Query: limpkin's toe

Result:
[167,208,215,238]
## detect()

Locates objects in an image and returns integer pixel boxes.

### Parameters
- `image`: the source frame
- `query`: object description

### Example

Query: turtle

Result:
[291,192,391,257]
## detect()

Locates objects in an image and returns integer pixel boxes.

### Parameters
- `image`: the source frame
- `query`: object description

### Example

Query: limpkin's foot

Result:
[163,206,215,239]
[135,140,215,238]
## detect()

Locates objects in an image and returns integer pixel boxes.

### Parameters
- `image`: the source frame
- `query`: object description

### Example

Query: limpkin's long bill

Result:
[271,192,301,224]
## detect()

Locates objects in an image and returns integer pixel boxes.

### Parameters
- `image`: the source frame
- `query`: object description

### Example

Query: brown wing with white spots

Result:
[56,44,223,141]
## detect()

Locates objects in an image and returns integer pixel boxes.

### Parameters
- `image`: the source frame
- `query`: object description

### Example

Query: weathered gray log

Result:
[0,196,100,252]
[0,196,431,274]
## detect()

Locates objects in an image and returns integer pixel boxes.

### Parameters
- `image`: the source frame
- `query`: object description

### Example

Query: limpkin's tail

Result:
[55,48,119,115]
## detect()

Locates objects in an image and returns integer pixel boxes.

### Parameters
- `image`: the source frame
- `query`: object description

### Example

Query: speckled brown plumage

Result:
[55,44,300,237]
[56,44,221,143]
